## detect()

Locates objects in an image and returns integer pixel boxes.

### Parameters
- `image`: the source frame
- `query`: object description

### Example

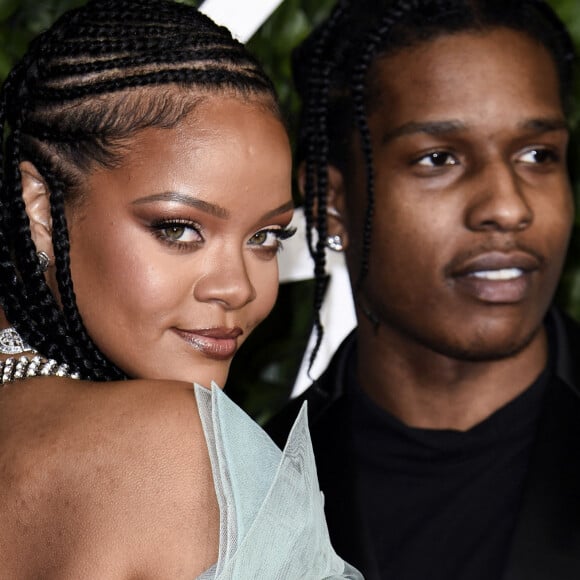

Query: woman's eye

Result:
[151,221,203,247]
[248,227,296,252]
[518,148,559,164]
[416,151,457,167]
[164,225,187,241]
[249,229,280,249]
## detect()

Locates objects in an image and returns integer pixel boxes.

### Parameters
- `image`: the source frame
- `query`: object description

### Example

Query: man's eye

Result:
[518,148,559,164]
[416,152,457,167]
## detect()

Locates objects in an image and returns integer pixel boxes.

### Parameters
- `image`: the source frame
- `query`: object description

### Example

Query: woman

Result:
[0,1,362,578]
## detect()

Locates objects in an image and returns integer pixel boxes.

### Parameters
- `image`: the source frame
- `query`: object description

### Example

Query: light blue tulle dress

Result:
[195,384,363,580]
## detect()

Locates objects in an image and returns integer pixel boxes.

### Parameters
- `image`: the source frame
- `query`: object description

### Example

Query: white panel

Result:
[199,0,284,42]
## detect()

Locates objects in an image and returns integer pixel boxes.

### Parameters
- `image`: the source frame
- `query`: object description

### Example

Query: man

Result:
[267,1,580,578]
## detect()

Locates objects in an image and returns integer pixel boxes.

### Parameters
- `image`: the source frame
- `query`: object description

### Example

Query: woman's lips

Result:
[450,251,541,304]
[173,327,242,360]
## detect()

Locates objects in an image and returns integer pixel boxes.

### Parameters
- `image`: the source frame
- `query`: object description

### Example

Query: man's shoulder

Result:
[554,307,580,340]
[550,308,580,393]
[266,331,357,448]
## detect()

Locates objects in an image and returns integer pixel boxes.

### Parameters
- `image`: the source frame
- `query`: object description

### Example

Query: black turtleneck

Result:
[349,350,551,580]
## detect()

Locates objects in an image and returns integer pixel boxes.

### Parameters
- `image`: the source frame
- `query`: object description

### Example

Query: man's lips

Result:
[450,251,542,278]
[448,250,543,304]
[173,327,243,360]
[469,268,524,281]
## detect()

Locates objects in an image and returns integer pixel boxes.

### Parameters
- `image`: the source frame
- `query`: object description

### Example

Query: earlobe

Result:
[325,165,349,251]
[297,162,350,251]
[20,161,54,257]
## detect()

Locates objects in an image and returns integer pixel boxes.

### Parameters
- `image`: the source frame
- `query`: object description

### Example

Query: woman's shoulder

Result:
[0,377,210,470]
[0,377,219,579]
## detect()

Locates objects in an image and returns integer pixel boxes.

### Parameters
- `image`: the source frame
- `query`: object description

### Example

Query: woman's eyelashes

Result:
[149,218,296,254]
[248,226,297,255]
[150,219,203,249]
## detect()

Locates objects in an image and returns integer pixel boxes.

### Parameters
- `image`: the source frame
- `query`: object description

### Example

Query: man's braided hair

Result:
[0,0,279,380]
[294,0,576,368]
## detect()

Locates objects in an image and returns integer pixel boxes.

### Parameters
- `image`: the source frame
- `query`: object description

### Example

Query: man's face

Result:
[341,28,573,361]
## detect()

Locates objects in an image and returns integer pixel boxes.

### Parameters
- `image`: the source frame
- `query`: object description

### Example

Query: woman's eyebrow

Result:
[133,194,294,222]
[260,200,294,221]
[132,192,229,218]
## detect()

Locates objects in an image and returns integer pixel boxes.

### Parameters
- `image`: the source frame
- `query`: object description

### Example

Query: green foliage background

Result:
[1,0,580,420]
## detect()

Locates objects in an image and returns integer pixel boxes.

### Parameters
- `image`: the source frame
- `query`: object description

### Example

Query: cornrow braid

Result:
[294,0,576,366]
[0,0,279,380]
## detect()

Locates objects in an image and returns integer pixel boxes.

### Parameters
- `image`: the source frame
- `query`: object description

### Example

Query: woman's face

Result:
[62,96,293,386]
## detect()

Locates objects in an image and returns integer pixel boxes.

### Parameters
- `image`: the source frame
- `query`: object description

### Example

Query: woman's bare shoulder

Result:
[0,377,219,579]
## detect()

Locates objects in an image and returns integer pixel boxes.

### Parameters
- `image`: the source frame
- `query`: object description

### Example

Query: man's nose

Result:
[465,161,533,232]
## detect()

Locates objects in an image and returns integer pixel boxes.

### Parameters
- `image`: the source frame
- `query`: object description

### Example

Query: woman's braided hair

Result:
[294,0,576,368]
[0,0,279,380]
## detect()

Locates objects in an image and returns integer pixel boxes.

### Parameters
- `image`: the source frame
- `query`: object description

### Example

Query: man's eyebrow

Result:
[381,117,569,145]
[260,200,294,221]
[382,120,465,144]
[518,117,569,133]
[132,192,229,219]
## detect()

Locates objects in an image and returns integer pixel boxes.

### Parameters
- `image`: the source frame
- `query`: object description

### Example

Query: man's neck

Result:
[356,320,548,431]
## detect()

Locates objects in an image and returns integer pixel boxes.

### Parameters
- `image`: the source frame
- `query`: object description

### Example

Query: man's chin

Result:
[433,327,542,363]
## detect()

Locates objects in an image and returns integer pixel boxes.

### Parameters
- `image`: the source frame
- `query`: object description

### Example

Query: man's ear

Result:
[297,162,349,250]
[20,161,54,258]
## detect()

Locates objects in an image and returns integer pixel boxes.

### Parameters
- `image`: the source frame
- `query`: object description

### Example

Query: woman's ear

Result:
[20,161,54,259]
[297,162,349,250]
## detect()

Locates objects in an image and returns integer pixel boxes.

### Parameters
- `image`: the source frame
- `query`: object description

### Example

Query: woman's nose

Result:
[193,252,256,310]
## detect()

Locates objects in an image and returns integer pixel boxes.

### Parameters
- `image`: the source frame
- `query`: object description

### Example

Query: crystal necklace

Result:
[0,327,80,384]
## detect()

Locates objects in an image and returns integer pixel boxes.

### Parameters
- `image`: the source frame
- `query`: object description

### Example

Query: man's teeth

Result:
[470,268,524,281]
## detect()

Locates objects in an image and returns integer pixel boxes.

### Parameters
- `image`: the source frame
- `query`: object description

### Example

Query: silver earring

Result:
[326,234,344,252]
[37,251,50,273]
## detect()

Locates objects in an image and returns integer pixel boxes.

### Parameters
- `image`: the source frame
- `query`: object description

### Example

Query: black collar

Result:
[268,308,580,578]
[310,308,580,579]
[504,309,580,579]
